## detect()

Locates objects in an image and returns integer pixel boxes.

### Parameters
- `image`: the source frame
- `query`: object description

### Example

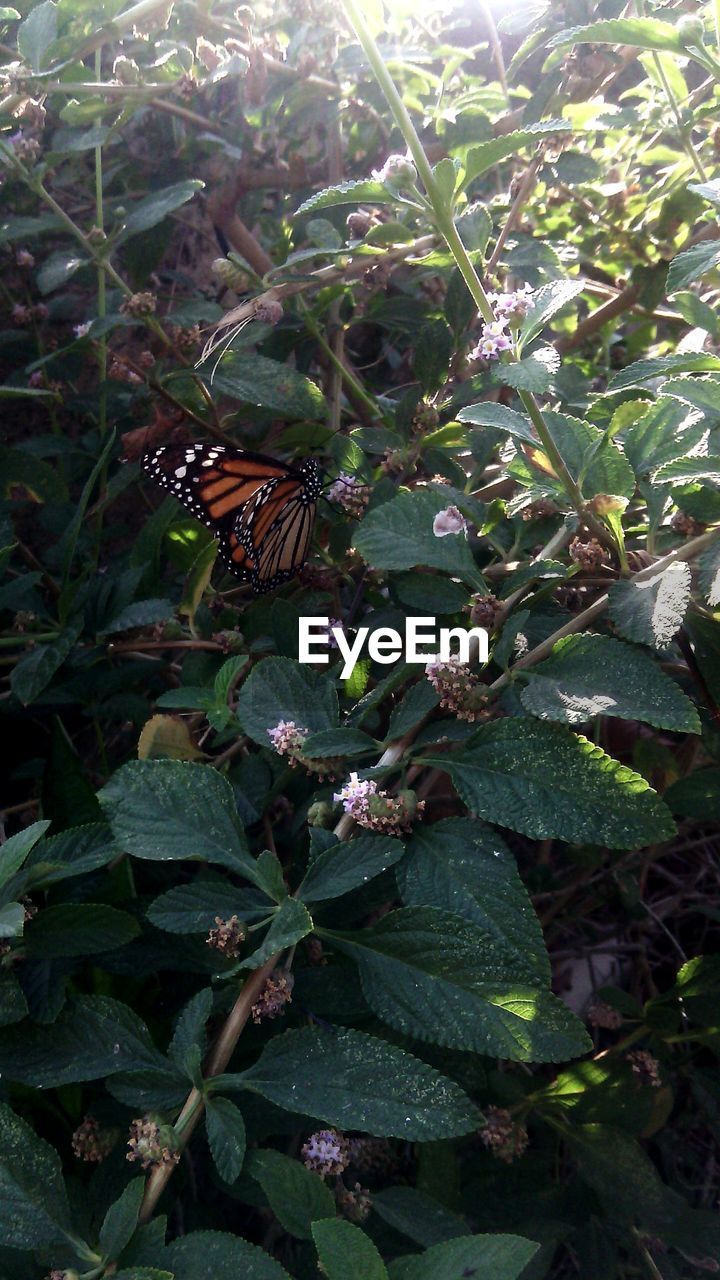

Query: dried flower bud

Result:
[627,1049,662,1088]
[127,1115,179,1169]
[521,498,558,521]
[479,1106,528,1163]
[251,971,294,1023]
[412,403,439,433]
[87,225,107,245]
[588,1000,623,1030]
[254,298,283,325]
[671,509,705,537]
[346,210,373,238]
[170,323,202,352]
[372,153,417,189]
[307,800,335,828]
[206,914,246,958]
[568,537,609,571]
[120,291,157,319]
[468,593,503,630]
[336,1181,372,1223]
[71,1115,114,1163]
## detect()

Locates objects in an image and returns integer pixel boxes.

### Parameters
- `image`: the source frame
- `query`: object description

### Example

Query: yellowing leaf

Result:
[138,715,203,761]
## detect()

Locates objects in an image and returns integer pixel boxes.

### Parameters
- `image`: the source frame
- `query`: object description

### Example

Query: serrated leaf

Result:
[238,656,338,748]
[461,121,569,188]
[606,354,720,393]
[388,1234,539,1280]
[301,728,376,758]
[547,17,682,53]
[167,1230,293,1279]
[0,902,25,939]
[10,623,81,705]
[457,401,537,445]
[17,0,57,70]
[425,718,675,848]
[495,348,559,393]
[206,1098,246,1183]
[168,988,213,1071]
[239,897,312,968]
[118,181,204,238]
[0,1103,71,1248]
[323,907,589,1062]
[237,1026,480,1138]
[608,561,692,649]
[399,818,549,982]
[661,374,720,423]
[99,598,173,635]
[519,278,585,347]
[100,1178,144,1263]
[0,995,165,1086]
[353,488,484,586]
[312,1219,388,1280]
[24,903,139,957]
[385,679,440,738]
[298,834,404,903]
[0,820,50,891]
[247,1149,335,1238]
[520,634,700,732]
[654,455,720,486]
[210,353,325,419]
[372,1186,465,1247]
[623,398,706,475]
[667,241,720,293]
[699,541,720,606]
[99,759,256,880]
[147,880,270,933]
[295,179,391,215]
[24,822,121,888]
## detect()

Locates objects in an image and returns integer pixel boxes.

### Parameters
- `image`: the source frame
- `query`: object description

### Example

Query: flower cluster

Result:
[126,1116,179,1170]
[348,1136,396,1174]
[268,719,308,760]
[467,592,503,630]
[469,283,533,362]
[16,248,34,268]
[372,153,417,188]
[71,1115,114,1163]
[432,505,467,538]
[479,1106,529,1163]
[327,472,370,517]
[206,914,246,958]
[251,970,294,1023]
[671,509,705,537]
[254,298,283,325]
[301,1128,350,1177]
[588,1000,624,1030]
[333,774,424,834]
[569,536,609,571]
[627,1049,662,1088]
[336,1181,372,1223]
[120,291,157,318]
[425,654,488,722]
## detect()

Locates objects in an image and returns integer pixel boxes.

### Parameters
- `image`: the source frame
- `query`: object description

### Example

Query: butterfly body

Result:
[141,441,322,593]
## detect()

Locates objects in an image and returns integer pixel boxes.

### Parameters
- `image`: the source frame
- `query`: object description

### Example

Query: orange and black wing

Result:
[141,442,320,589]
[237,479,318,593]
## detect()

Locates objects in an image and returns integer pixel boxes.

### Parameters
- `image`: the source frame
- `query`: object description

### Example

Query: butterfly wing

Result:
[237,481,318,593]
[141,442,318,589]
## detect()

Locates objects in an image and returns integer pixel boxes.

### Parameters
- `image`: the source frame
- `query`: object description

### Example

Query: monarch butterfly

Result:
[141,441,323,593]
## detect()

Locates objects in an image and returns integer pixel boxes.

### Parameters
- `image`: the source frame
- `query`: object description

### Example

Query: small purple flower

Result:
[433,504,468,538]
[333,771,377,814]
[489,283,533,326]
[16,249,34,268]
[74,321,91,339]
[327,472,370,516]
[469,320,512,362]
[301,1128,350,1177]
[267,720,307,758]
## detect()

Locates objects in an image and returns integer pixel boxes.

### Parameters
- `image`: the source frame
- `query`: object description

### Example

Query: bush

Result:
[1,0,719,1277]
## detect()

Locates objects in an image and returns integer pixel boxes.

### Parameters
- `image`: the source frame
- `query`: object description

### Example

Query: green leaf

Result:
[623,398,706,476]
[0,1102,70,1248]
[99,598,174,636]
[118,181,204,238]
[301,728,376,758]
[237,656,338,748]
[353,488,484,587]
[385,679,440,737]
[461,121,569,188]
[654,455,720,486]
[399,818,549,982]
[25,903,140,957]
[237,1026,480,1139]
[147,881,270,933]
[247,1149,335,1238]
[543,412,635,499]
[372,1186,465,1246]
[0,995,165,1086]
[0,8,21,19]
[425,718,675,848]
[606,353,720,393]
[239,898,313,968]
[457,401,537,445]
[414,320,453,394]
[661,374,720,423]
[312,1219,388,1280]
[665,768,720,820]
[547,17,683,54]
[295,179,392,215]
[520,634,700,732]
[206,1098,246,1183]
[10,623,81,705]
[100,1178,144,1263]
[518,278,585,347]
[387,1235,539,1280]
[0,971,28,1028]
[608,561,692,649]
[168,988,213,1071]
[37,249,88,295]
[495,348,559,394]
[167,1230,293,1280]
[24,822,122,888]
[99,760,257,880]
[323,907,589,1062]
[0,820,50,891]
[454,203,492,254]
[298,834,405,904]
[211,353,325,420]
[667,241,720,293]
[0,902,26,939]
[17,0,57,70]
[699,540,720,606]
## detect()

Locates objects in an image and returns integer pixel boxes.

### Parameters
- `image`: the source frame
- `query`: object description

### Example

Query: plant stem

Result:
[300,299,381,420]
[94,48,108,438]
[651,51,708,182]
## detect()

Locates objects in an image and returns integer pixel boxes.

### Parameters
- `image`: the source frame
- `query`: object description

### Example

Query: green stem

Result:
[300,299,381,420]
[94,47,107,438]
[0,631,60,648]
[651,51,708,182]
[339,0,617,553]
